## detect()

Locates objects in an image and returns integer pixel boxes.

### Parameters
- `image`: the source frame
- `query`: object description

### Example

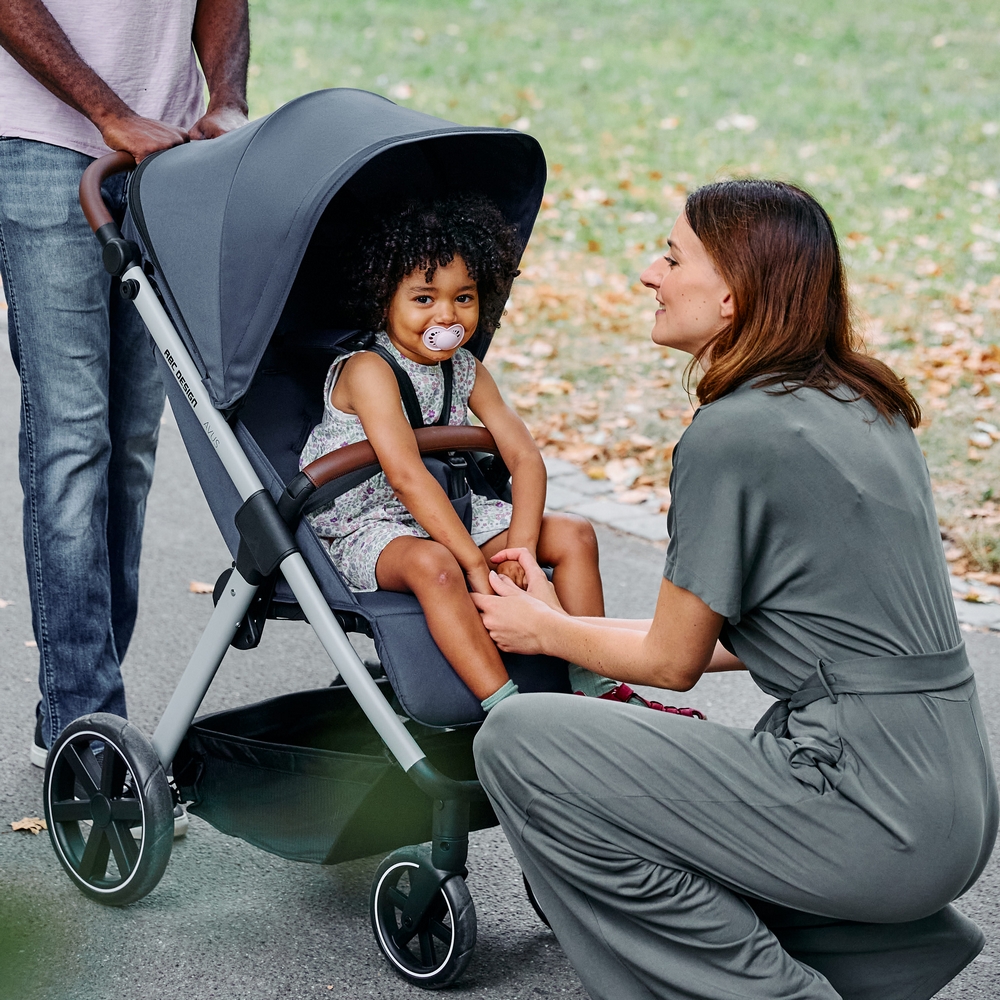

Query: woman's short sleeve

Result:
[663,403,770,623]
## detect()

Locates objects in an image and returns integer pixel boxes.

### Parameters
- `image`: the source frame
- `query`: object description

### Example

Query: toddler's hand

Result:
[465,561,494,596]
[495,560,528,590]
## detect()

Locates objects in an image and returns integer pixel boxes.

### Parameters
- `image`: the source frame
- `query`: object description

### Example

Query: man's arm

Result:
[190,0,250,139]
[0,0,188,160]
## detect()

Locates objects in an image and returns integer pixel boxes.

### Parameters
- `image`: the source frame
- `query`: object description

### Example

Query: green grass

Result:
[248,0,999,279]
[246,0,1000,566]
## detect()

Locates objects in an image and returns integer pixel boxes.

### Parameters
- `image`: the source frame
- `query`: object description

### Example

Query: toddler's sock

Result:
[481,679,519,712]
[568,663,619,698]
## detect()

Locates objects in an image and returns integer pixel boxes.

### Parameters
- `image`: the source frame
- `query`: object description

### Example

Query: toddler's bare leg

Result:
[536,513,604,617]
[536,514,614,696]
[376,536,510,700]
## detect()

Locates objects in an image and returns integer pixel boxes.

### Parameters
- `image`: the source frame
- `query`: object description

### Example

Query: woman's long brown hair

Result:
[685,179,920,428]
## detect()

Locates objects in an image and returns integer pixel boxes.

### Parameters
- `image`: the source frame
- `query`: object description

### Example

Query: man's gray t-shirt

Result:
[664,382,961,702]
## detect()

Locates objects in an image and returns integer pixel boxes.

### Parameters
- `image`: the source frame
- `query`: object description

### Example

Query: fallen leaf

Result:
[0,598,10,608]
[616,488,652,505]
[189,580,214,594]
[11,817,47,835]
[24,640,37,648]
[963,590,994,604]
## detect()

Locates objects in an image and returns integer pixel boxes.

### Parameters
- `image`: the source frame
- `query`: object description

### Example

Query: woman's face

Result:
[640,212,732,360]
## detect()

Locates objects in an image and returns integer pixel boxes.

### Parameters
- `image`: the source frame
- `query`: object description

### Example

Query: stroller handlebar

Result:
[79,150,136,236]
[300,425,499,489]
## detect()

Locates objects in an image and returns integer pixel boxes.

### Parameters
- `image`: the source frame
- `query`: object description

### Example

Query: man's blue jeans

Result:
[0,138,164,748]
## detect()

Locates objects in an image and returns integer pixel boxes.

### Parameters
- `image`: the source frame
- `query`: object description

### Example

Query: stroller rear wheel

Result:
[370,846,476,988]
[43,714,173,906]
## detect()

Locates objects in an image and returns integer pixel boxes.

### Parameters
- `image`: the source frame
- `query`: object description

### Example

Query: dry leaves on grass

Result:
[189,580,214,594]
[10,817,47,835]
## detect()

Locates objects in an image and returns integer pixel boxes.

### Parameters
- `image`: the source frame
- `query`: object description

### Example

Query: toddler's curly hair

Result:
[344,193,521,336]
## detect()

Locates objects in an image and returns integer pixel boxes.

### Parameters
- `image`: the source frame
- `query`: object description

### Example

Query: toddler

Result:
[300,194,621,712]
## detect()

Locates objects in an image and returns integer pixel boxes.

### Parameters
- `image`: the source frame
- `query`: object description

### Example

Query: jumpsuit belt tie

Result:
[755,641,973,737]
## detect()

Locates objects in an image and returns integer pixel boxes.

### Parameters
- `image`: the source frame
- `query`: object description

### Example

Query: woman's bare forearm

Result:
[577,616,742,668]
[577,616,652,630]
[538,614,709,691]
[706,643,745,672]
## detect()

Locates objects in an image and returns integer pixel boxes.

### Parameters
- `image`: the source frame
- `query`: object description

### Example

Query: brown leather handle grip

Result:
[79,151,136,234]
[300,425,499,489]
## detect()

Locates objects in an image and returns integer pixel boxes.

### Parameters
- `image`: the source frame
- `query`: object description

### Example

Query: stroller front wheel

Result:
[43,713,174,906]
[370,846,476,988]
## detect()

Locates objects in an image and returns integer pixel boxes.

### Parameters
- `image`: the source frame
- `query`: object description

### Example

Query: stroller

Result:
[41,89,563,988]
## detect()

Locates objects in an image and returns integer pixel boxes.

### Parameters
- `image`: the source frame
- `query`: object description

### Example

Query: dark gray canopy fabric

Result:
[125,88,546,409]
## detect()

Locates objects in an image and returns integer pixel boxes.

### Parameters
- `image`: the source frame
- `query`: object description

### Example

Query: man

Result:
[0,1,249,827]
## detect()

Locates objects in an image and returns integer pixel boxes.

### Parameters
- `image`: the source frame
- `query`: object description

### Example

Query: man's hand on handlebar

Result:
[189,105,249,140]
[98,112,189,163]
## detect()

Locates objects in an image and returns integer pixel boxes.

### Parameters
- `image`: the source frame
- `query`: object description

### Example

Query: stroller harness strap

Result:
[365,343,472,528]
[366,343,453,429]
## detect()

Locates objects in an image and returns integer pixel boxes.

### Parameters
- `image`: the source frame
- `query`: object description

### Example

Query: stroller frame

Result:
[41,117,549,987]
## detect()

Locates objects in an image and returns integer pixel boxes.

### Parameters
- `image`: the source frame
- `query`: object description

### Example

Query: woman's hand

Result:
[472,576,559,654]
[490,548,564,612]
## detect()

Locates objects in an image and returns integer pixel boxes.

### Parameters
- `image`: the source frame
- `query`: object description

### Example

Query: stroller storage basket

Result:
[174,683,497,865]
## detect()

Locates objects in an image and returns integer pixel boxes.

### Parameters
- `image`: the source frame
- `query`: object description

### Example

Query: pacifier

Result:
[422,323,465,352]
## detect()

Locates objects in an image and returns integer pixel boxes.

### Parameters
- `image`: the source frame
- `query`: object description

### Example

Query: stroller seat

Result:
[176,327,568,729]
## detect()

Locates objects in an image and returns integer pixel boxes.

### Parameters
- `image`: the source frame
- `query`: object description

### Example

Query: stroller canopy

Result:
[128,88,546,410]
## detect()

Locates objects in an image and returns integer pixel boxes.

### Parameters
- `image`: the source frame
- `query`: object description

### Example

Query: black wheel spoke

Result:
[388,886,409,910]
[50,798,93,823]
[391,922,418,949]
[429,918,451,943]
[78,828,111,881]
[65,744,100,797]
[110,798,142,823]
[106,822,139,877]
[418,929,436,967]
[100,746,127,797]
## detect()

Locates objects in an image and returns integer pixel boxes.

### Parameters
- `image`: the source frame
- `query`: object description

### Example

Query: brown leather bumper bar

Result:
[79,150,136,234]
[300,425,499,488]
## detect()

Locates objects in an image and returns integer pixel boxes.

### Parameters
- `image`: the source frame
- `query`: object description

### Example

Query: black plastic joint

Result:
[102,237,141,277]
[233,490,299,580]
[94,222,121,247]
[276,471,316,525]
[432,797,470,872]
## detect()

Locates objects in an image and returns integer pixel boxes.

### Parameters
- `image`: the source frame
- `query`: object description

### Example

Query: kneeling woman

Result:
[472,180,998,1000]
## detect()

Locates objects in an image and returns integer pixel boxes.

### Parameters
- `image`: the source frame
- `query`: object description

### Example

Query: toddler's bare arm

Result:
[342,353,493,591]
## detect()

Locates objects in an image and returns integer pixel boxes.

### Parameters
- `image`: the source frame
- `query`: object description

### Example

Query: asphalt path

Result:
[1,332,998,999]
